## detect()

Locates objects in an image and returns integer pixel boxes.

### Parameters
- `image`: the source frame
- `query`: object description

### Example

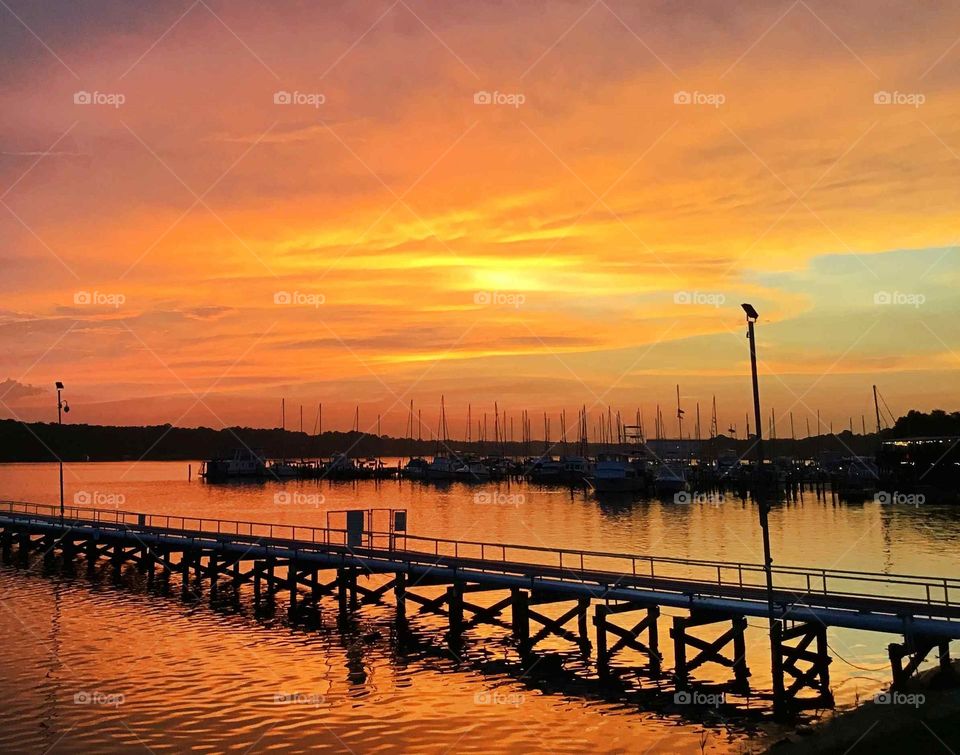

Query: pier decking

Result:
[1,501,956,715]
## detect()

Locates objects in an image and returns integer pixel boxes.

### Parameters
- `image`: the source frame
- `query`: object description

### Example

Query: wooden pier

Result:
[1,501,957,717]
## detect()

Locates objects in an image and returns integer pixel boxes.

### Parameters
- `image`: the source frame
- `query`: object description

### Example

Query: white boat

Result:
[592,454,645,493]
[427,456,457,481]
[529,457,564,483]
[455,460,491,482]
[267,460,301,478]
[401,457,429,479]
[561,455,593,484]
[655,462,689,497]
[323,454,359,479]
[201,448,267,480]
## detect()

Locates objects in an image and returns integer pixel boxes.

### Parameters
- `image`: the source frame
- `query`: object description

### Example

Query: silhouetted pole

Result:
[56,381,68,523]
[741,304,784,715]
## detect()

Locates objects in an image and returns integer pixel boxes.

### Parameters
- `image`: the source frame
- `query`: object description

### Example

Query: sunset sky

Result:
[1,0,958,438]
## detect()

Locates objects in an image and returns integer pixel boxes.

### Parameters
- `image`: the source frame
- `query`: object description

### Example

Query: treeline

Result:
[892,409,960,438]
[1,413,946,463]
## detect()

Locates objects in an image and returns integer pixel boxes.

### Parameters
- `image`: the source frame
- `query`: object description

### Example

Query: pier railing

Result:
[1,500,956,617]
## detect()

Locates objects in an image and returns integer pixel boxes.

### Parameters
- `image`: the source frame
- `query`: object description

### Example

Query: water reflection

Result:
[1,461,958,752]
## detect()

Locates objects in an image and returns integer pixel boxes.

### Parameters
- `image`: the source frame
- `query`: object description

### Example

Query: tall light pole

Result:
[741,304,784,714]
[56,382,69,523]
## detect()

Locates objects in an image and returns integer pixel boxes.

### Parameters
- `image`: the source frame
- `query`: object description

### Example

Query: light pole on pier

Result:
[56,382,69,523]
[741,303,785,714]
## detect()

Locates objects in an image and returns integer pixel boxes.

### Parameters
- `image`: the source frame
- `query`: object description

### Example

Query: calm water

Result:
[1,461,958,753]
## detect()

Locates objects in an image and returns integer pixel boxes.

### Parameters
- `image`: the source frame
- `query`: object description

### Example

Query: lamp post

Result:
[741,304,785,714]
[56,382,69,523]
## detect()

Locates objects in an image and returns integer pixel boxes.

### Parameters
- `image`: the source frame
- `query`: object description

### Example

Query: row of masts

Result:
[276,384,897,454]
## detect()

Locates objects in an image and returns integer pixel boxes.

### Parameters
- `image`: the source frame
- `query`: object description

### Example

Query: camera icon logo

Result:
[74,291,92,305]
[674,491,691,504]
[874,91,892,105]
[673,291,691,304]
[473,291,491,305]
[74,491,92,505]
[673,690,691,704]
[873,291,892,305]
[274,291,292,305]
[673,91,692,105]
[273,91,292,105]
[73,91,92,105]
[474,91,492,105]
[274,492,291,504]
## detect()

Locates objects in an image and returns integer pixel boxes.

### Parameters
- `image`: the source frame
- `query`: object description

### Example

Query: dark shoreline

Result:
[767,662,960,753]
[0,417,889,463]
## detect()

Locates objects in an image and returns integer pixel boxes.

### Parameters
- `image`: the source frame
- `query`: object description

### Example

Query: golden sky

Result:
[1,1,958,437]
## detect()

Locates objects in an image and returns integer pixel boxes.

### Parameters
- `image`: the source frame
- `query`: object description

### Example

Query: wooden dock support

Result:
[111,543,123,581]
[671,612,750,690]
[42,535,55,567]
[181,549,192,599]
[19,531,30,566]
[511,592,592,653]
[595,603,661,675]
[447,584,464,637]
[889,636,952,690]
[288,560,298,618]
[337,567,350,615]
[511,588,529,647]
[773,621,833,709]
[394,572,406,622]
[209,552,219,600]
[86,539,97,575]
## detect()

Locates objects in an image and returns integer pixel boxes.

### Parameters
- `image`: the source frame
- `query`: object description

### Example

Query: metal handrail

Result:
[1,500,956,611]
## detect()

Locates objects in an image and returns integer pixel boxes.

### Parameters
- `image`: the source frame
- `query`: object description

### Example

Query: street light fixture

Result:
[741,303,785,714]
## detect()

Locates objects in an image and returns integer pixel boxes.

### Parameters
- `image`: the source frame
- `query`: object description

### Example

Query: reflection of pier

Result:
[1,501,957,716]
